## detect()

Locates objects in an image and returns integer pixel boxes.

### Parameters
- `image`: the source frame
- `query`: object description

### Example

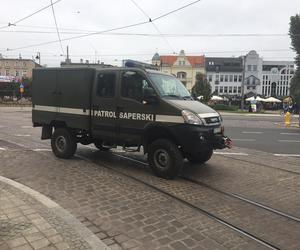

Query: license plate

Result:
[214,127,221,134]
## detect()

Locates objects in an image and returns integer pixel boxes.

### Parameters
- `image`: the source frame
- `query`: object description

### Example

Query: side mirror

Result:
[143,87,158,104]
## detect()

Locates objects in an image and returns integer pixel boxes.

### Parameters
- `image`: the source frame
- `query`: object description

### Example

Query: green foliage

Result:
[289,14,300,103]
[191,73,211,102]
[209,104,239,111]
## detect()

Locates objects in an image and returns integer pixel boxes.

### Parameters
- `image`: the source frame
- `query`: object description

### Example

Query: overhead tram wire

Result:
[4,0,201,52]
[50,0,64,55]
[129,0,175,54]
[0,29,298,37]
[0,0,63,30]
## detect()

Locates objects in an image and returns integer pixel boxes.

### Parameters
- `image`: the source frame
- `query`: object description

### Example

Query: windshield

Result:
[149,73,192,99]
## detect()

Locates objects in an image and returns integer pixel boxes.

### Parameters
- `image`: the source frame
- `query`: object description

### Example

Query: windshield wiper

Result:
[163,94,183,99]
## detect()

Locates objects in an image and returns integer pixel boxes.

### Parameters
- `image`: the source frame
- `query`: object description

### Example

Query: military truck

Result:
[32,63,231,179]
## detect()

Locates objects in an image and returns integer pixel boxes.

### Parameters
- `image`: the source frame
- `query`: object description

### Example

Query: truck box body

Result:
[32,68,95,130]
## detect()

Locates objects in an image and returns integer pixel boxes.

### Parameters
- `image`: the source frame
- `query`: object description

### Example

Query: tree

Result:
[289,14,300,104]
[191,73,211,102]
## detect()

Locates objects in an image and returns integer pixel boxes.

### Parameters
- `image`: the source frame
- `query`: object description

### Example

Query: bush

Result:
[209,104,239,111]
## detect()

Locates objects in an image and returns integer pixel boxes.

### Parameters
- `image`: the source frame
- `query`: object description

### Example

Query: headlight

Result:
[182,110,203,125]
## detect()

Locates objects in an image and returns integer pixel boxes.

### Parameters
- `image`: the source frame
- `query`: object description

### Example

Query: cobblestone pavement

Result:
[1,107,300,249]
[0,178,108,250]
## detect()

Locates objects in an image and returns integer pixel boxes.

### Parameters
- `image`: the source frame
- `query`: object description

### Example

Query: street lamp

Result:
[35,52,41,65]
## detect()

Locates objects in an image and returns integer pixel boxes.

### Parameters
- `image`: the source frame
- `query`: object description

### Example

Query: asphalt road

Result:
[222,113,300,155]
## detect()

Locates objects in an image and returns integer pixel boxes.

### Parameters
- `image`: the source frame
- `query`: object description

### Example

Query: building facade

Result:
[206,51,295,98]
[152,50,205,91]
[205,57,244,97]
[0,57,41,80]
[261,61,295,98]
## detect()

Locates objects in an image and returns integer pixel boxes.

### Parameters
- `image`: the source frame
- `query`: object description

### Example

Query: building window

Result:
[233,86,237,93]
[238,75,242,82]
[5,69,9,76]
[179,61,185,66]
[216,75,219,80]
[220,86,223,93]
[234,75,237,82]
[238,87,241,93]
[225,75,228,82]
[229,86,232,93]
[5,62,9,67]
[22,62,26,67]
[253,65,257,71]
[16,71,20,77]
[208,75,212,82]
[220,75,224,82]
[177,71,186,79]
[224,86,228,93]
[247,78,250,85]
[22,70,27,77]
[229,75,233,82]
[215,86,219,93]
[247,65,252,71]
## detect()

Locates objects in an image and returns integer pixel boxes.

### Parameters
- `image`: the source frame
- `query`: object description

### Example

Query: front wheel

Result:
[51,128,77,159]
[148,139,183,179]
[187,149,213,164]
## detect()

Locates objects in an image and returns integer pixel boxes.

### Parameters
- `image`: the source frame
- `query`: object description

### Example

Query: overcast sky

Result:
[0,0,299,66]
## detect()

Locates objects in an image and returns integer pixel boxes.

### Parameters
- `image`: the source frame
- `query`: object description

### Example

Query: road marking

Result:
[214,152,249,156]
[280,132,300,135]
[0,147,6,151]
[232,139,256,142]
[32,149,51,152]
[242,131,263,134]
[21,125,32,129]
[14,134,31,137]
[274,154,300,157]
[278,140,300,143]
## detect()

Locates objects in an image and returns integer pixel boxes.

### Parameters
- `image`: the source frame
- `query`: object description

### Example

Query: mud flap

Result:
[41,125,52,140]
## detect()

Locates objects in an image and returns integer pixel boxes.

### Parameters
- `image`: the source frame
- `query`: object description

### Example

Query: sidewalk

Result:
[0,176,109,250]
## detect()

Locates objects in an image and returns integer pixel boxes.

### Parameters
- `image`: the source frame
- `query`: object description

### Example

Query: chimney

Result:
[80,58,83,63]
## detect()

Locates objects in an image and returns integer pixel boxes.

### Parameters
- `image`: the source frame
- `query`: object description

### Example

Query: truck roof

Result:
[33,67,173,77]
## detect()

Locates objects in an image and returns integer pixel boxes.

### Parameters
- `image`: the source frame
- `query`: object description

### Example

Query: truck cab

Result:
[32,64,231,179]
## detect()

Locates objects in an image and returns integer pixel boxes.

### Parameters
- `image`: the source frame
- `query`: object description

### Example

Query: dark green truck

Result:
[32,64,231,179]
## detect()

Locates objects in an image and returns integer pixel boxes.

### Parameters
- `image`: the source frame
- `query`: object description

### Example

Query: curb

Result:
[0,175,110,250]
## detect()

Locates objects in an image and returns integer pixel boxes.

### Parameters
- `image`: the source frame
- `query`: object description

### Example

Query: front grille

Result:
[204,116,220,124]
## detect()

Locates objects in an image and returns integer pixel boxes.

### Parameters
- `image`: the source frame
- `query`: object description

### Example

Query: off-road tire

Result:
[51,128,77,159]
[148,139,183,179]
[187,149,213,164]
[94,140,110,151]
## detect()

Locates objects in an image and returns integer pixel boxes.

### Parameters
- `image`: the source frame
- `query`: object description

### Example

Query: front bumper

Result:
[169,124,232,155]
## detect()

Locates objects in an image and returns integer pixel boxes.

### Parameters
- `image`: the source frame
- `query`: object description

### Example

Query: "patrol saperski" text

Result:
[94,110,154,121]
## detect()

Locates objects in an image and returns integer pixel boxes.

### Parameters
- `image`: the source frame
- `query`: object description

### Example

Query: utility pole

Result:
[241,55,246,111]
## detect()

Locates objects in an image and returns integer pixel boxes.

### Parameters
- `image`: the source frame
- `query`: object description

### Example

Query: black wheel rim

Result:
[55,136,66,152]
[154,149,169,168]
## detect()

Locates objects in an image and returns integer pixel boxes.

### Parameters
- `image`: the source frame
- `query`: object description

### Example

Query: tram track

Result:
[1,134,300,249]
[109,152,300,224]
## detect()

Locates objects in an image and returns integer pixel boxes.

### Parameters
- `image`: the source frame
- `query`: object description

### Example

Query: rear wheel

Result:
[148,139,183,179]
[51,128,77,159]
[187,149,213,164]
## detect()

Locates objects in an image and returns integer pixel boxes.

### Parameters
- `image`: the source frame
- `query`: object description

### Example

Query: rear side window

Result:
[121,71,149,102]
[97,73,116,98]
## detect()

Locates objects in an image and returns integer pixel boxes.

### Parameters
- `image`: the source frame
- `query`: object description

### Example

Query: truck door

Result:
[91,71,118,142]
[117,70,158,146]
[32,69,59,124]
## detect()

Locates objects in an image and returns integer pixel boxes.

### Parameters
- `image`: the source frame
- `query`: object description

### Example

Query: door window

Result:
[121,71,150,102]
[97,73,116,98]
